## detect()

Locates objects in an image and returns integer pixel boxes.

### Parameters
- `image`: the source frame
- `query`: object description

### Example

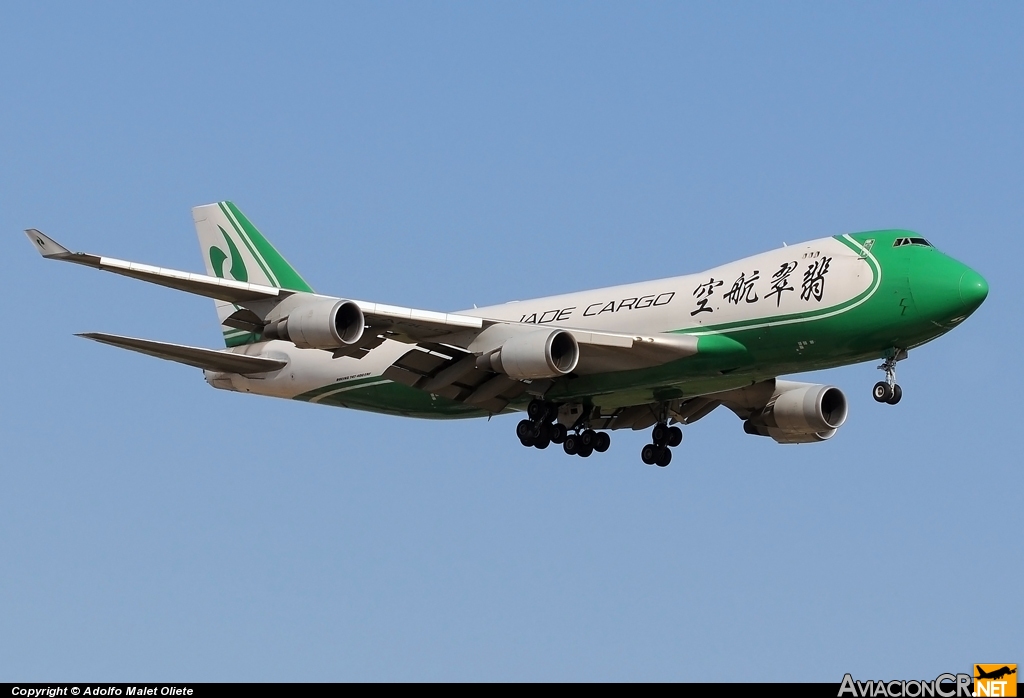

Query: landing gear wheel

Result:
[873,382,894,403]
[563,434,580,455]
[580,430,597,449]
[549,423,568,445]
[875,349,906,406]
[886,384,903,405]
[534,436,550,450]
[577,444,594,458]
[641,444,658,465]
[667,426,683,448]
[652,424,670,447]
[517,419,537,440]
[655,448,672,468]
[594,432,611,453]
[527,399,549,422]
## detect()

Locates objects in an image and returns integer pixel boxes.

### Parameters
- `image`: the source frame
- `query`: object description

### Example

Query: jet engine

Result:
[261,299,365,350]
[477,328,580,380]
[743,381,848,444]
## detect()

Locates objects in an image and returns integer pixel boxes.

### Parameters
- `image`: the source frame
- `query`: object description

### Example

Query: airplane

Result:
[25,201,988,466]
[976,666,1016,681]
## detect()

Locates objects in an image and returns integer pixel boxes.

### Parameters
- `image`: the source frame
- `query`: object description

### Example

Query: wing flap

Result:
[382,344,530,413]
[573,333,699,373]
[77,332,287,375]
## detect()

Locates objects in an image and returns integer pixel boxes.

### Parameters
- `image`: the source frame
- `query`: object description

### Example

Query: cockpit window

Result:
[893,237,933,248]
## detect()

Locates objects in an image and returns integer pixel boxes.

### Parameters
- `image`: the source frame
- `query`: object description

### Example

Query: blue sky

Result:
[1,2,1020,681]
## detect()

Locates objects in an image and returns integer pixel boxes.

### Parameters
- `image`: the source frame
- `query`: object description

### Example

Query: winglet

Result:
[25,229,73,258]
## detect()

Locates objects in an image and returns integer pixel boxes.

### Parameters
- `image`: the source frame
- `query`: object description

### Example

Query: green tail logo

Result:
[209,226,248,282]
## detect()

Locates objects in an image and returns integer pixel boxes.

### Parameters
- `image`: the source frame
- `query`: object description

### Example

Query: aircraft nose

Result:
[959,267,989,312]
[909,254,986,325]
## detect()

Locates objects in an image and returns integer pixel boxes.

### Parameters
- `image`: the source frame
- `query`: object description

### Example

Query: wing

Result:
[26,229,722,360]
[25,229,485,342]
[78,332,287,375]
[25,229,743,407]
[379,333,746,414]
[26,229,283,304]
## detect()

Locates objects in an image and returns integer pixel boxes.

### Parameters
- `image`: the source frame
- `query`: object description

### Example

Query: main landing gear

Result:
[562,428,611,458]
[516,399,610,458]
[516,399,685,466]
[873,349,906,405]
[640,422,682,467]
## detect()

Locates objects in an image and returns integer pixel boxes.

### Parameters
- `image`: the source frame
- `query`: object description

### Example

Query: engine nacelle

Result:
[743,382,848,444]
[262,299,365,350]
[477,329,579,380]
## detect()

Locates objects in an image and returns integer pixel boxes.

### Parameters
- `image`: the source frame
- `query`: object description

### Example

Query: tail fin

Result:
[192,201,314,347]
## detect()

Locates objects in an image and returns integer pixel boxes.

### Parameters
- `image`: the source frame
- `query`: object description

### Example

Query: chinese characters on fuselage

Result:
[691,256,833,316]
[514,254,834,324]
[801,257,831,302]
[691,278,724,315]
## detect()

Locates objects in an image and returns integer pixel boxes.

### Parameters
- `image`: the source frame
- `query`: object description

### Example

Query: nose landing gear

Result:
[873,349,907,405]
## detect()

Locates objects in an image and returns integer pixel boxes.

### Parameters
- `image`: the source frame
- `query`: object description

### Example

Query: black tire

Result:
[527,400,547,421]
[887,384,903,405]
[580,429,597,448]
[656,448,672,467]
[577,444,594,458]
[652,424,669,447]
[563,434,579,455]
[873,382,893,403]
[641,444,657,465]
[519,436,535,448]
[594,432,611,453]
[516,419,535,440]
[667,426,683,448]
[549,423,568,444]
[534,436,550,450]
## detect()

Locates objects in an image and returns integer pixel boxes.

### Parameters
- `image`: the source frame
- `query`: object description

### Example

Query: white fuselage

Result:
[208,235,874,402]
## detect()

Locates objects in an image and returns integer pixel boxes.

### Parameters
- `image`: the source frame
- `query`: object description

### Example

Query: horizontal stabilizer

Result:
[77,332,287,375]
[25,229,283,305]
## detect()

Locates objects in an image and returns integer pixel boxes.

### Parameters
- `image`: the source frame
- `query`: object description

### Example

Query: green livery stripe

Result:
[224,332,261,347]
[308,380,392,403]
[293,376,391,402]
[304,379,490,418]
[221,201,314,293]
[218,202,278,286]
[678,234,881,336]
